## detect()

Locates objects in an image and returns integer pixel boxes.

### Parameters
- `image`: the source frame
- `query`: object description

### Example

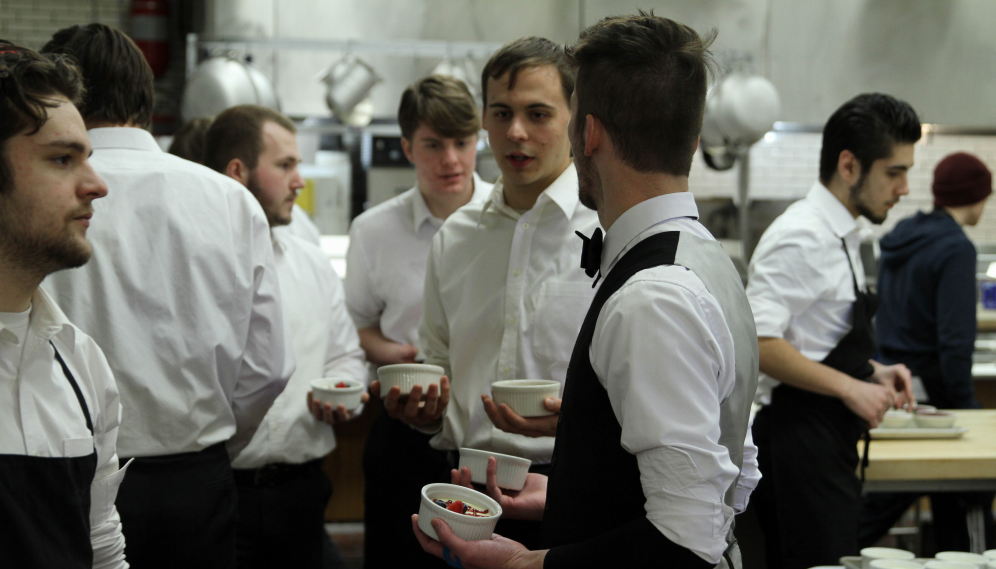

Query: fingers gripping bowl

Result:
[458,448,531,491]
[418,483,502,541]
[309,379,364,411]
[377,364,444,396]
[490,379,561,417]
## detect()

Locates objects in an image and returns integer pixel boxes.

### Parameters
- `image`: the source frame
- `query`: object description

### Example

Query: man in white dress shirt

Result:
[413,13,758,568]
[41,25,292,569]
[344,75,491,569]
[746,94,920,569]
[206,104,367,569]
[390,37,600,549]
[0,41,126,567]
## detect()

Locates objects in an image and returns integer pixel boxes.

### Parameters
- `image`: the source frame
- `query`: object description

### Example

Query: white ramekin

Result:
[458,448,531,491]
[377,364,444,395]
[870,560,923,569]
[309,379,364,411]
[924,562,981,569]
[879,410,915,429]
[936,551,989,568]
[490,379,561,417]
[861,547,916,569]
[914,410,957,429]
[417,483,501,541]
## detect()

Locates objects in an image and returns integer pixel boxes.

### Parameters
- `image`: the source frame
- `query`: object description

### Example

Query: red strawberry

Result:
[335,382,348,388]
[446,500,464,513]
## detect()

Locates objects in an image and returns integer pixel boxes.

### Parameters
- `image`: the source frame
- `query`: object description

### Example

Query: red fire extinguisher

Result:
[131,0,169,77]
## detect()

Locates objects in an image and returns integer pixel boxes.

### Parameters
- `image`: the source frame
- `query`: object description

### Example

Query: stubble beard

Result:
[850,172,887,225]
[246,172,291,227]
[0,196,92,276]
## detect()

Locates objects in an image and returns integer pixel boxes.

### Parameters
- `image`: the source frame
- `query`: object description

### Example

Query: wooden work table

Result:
[860,410,996,493]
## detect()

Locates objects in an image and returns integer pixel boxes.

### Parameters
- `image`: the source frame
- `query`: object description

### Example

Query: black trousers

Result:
[117,442,238,569]
[859,491,995,552]
[752,387,865,569]
[234,459,334,569]
[363,413,452,569]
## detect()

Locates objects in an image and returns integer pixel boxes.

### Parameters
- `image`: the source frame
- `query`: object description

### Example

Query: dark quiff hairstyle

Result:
[203,105,297,174]
[398,75,480,141]
[41,23,155,130]
[0,40,85,195]
[819,93,921,184]
[168,116,214,165]
[567,11,715,176]
[480,36,574,109]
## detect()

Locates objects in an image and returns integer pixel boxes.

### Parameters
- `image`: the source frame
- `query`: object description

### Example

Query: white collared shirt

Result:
[43,127,293,458]
[420,163,601,463]
[276,204,322,245]
[747,182,870,405]
[231,233,367,468]
[0,289,128,568]
[344,173,492,350]
[592,192,759,564]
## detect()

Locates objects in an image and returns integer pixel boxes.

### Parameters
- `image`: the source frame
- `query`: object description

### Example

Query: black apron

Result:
[754,238,878,569]
[0,343,98,568]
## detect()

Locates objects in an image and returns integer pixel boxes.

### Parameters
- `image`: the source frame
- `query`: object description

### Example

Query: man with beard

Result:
[0,41,126,567]
[412,13,758,568]
[745,93,920,569]
[42,24,292,569]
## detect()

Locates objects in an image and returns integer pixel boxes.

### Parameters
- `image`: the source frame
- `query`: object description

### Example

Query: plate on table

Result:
[869,426,968,440]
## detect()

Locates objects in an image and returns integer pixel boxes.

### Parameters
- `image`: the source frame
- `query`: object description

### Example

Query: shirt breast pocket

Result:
[532,281,595,363]
[63,436,94,458]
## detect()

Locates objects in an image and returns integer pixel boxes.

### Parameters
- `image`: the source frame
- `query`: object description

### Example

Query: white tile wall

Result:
[0,0,123,50]
[690,131,996,245]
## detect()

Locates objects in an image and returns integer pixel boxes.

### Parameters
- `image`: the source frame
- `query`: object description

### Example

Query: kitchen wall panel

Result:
[0,0,123,50]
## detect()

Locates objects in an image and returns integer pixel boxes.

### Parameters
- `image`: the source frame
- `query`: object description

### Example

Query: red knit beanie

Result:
[932,152,992,207]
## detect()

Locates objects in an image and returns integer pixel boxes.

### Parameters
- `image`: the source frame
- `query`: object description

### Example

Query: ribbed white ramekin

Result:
[310,379,364,411]
[491,379,561,417]
[458,448,531,491]
[418,483,501,541]
[377,364,444,395]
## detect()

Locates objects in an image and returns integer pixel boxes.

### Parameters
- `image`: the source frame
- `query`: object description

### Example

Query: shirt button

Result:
[501,366,510,374]
[512,269,521,277]
[522,222,530,229]
[507,317,515,325]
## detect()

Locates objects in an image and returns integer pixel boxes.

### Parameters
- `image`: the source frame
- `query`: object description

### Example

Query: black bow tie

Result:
[576,228,603,288]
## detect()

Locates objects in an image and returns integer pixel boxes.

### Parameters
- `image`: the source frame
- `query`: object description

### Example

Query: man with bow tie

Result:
[412,13,760,569]
[379,36,600,549]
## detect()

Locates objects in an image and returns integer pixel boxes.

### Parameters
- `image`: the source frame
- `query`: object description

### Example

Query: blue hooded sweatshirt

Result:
[876,209,980,409]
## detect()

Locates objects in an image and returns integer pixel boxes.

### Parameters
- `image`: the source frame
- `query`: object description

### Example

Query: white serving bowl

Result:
[870,560,923,569]
[984,550,996,561]
[914,404,937,413]
[377,364,444,396]
[936,552,989,568]
[914,410,957,429]
[924,562,979,569]
[490,379,561,417]
[309,379,364,411]
[417,483,501,541]
[879,410,915,429]
[861,547,916,569]
[458,448,531,491]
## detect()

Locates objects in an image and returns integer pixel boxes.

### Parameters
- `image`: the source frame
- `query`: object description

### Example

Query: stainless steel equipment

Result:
[180,55,279,121]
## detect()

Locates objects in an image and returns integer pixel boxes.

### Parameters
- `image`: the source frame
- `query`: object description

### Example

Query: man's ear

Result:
[400,136,415,165]
[837,149,861,185]
[225,158,251,186]
[584,113,602,157]
[693,136,700,154]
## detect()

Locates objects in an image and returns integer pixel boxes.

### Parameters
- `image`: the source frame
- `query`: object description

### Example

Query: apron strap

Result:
[859,429,871,483]
[839,238,862,295]
[50,341,94,437]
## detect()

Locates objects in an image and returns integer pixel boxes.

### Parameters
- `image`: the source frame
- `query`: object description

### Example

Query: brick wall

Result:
[689,131,996,245]
[0,0,124,49]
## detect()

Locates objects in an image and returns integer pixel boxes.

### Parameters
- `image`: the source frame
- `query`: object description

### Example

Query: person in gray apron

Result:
[411,13,757,569]
[745,93,921,569]
[0,41,127,567]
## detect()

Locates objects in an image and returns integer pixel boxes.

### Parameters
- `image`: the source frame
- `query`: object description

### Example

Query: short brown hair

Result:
[169,116,214,165]
[568,12,715,176]
[398,75,480,141]
[41,24,154,129]
[480,37,574,109]
[0,41,85,194]
[204,105,296,173]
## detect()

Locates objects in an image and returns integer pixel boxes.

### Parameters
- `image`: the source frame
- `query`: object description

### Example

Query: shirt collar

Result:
[411,172,491,231]
[480,162,578,222]
[807,182,859,239]
[601,192,699,276]
[87,127,163,153]
[25,287,76,346]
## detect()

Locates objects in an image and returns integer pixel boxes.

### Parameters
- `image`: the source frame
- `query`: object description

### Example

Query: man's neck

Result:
[824,179,860,219]
[421,178,476,221]
[598,168,689,231]
[502,159,571,211]
[0,260,41,312]
[942,206,971,226]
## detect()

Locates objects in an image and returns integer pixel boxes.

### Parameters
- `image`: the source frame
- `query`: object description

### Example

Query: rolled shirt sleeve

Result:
[589,268,743,564]
[746,229,828,339]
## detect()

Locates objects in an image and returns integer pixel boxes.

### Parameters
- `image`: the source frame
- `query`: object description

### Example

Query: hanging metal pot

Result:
[181,55,280,121]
